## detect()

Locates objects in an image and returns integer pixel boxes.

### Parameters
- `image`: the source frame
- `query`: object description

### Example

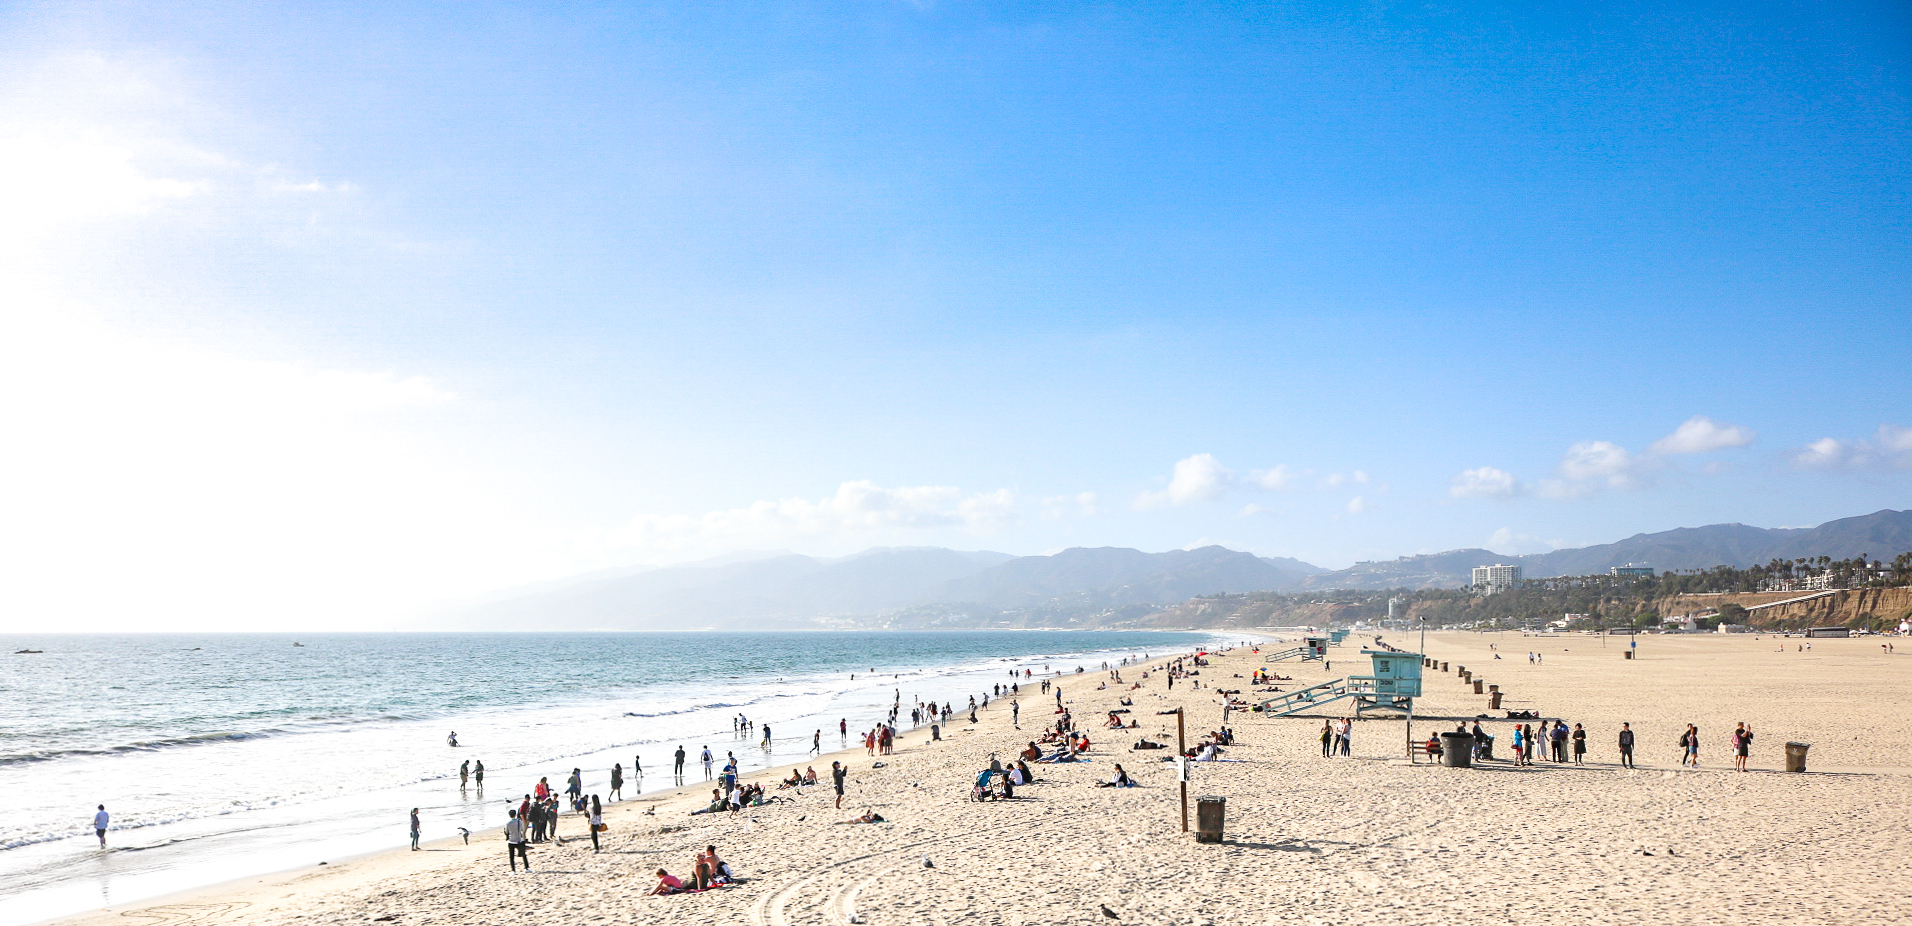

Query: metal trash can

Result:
[1488,691,1503,710]
[1194,796,1225,843]
[1784,742,1810,773]
[1473,679,1484,694]
[1439,732,1473,768]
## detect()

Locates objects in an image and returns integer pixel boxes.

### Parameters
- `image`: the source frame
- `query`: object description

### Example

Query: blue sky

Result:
[1,2,1907,628]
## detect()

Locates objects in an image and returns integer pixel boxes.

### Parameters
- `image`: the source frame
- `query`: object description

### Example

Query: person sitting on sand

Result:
[1195,742,1221,761]
[703,844,734,883]
[689,789,727,815]
[779,771,803,789]
[1106,712,1126,729]
[1094,764,1133,788]
[649,868,684,895]
[803,766,818,785]
[1119,697,1134,705]
[1021,742,1043,761]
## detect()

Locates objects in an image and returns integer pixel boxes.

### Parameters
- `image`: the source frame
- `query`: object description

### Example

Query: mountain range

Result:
[432,509,1911,630]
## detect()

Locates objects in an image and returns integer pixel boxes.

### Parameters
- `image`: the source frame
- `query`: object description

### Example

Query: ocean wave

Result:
[0,729,288,767]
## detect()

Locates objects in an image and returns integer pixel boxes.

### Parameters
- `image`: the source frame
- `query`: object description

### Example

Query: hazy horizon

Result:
[2,2,1907,631]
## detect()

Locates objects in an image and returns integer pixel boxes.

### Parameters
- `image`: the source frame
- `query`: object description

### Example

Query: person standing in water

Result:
[447,731,458,747]
[460,760,470,786]
[761,724,772,747]
[474,760,485,785]
[674,745,686,780]
[93,805,109,848]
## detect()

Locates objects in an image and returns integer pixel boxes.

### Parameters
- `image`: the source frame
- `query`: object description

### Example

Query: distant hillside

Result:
[433,509,1912,629]
[437,544,1324,630]
[1299,509,1912,590]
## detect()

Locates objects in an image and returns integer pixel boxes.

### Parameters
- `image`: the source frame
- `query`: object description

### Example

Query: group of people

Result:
[1507,720,1587,765]
[648,844,735,894]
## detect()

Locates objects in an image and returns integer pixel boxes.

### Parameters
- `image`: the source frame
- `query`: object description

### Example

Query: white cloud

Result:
[1135,453,1234,508]
[1249,465,1294,490]
[1345,495,1367,514]
[1647,416,1756,455]
[1539,440,1647,496]
[1449,466,1520,499]
[1792,426,1912,471]
[612,481,1023,554]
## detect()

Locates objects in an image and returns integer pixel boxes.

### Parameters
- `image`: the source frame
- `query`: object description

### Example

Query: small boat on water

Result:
[292,642,305,647]
[14,649,43,654]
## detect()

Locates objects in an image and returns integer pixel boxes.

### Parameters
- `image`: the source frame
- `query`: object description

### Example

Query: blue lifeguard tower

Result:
[1328,628,1351,646]
[1255,649,1423,717]
[1264,636,1328,662]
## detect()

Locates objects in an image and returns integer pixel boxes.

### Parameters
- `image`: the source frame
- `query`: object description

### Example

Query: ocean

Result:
[0,630,1214,926]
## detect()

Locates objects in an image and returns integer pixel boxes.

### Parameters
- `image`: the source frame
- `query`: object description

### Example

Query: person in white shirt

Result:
[93,805,109,847]
[504,809,530,871]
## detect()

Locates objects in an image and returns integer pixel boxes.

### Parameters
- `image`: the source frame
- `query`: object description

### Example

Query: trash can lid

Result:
[1197,795,1225,802]
[1785,742,1812,748]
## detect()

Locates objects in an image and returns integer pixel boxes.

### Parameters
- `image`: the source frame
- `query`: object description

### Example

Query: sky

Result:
[1,1,1907,631]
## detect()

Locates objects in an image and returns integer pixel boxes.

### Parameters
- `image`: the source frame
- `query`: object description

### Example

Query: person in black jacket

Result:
[1618,722,1635,768]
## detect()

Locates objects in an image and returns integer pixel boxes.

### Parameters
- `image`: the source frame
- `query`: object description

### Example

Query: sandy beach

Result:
[44,631,1912,926]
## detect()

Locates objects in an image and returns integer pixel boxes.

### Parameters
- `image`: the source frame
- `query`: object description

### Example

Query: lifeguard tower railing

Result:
[1263,636,1328,662]
[1255,649,1421,717]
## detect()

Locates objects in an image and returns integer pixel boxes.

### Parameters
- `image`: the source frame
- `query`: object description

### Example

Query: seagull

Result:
[1100,904,1118,919]
[922,855,934,869]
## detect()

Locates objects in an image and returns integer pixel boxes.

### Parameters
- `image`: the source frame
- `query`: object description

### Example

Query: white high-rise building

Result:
[1472,563,1522,592]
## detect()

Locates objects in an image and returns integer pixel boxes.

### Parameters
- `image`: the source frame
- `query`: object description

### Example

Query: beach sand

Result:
[43,631,1912,926]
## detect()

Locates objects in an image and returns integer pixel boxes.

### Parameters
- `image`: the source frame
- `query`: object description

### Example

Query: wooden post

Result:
[1176,708,1188,832]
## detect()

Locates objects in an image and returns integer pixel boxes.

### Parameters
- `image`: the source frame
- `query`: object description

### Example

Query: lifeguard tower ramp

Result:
[1256,649,1422,717]
[1328,629,1351,646]
[1264,636,1328,662]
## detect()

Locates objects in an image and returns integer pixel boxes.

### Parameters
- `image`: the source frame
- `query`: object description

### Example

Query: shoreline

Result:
[14,633,1237,926]
[39,631,1912,926]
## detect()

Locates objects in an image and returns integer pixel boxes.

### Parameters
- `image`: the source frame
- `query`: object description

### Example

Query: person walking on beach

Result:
[504,809,529,871]
[1680,724,1700,767]
[610,763,623,801]
[811,730,821,755]
[832,761,848,809]
[1733,723,1753,771]
[701,746,713,780]
[634,754,642,778]
[459,760,469,786]
[93,805,109,847]
[1320,720,1333,758]
[1572,723,1586,764]
[588,795,603,853]
[410,808,421,850]
[839,718,847,738]
[1012,700,1020,728]
[1618,723,1635,768]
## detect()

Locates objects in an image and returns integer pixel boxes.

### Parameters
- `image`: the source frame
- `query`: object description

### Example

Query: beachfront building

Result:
[1471,563,1522,593]
[1610,564,1655,577]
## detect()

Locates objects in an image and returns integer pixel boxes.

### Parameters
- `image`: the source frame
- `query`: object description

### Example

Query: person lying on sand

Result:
[1132,738,1166,750]
[835,810,887,824]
